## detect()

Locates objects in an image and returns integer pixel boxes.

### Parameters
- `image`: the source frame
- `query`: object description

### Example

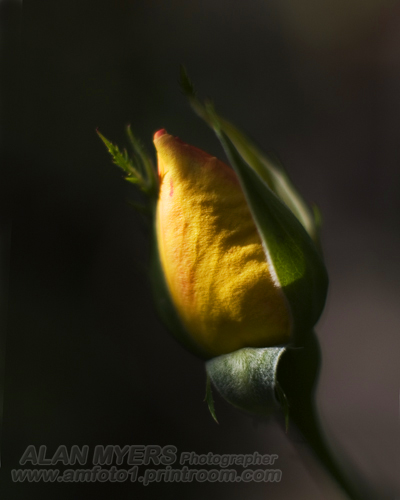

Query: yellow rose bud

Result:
[154,129,291,358]
[98,76,328,422]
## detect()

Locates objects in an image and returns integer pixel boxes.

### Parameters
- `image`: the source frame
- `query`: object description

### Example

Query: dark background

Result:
[1,1,400,498]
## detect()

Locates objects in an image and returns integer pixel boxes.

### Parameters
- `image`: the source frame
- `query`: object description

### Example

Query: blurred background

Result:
[1,0,400,498]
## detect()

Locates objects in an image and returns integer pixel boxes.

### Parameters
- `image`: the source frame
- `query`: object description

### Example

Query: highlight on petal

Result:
[154,130,292,358]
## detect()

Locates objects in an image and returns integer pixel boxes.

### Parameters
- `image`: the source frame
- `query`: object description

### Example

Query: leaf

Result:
[97,129,158,198]
[180,68,319,245]
[212,118,319,245]
[213,125,328,343]
[97,130,141,179]
[126,125,158,197]
[206,347,286,416]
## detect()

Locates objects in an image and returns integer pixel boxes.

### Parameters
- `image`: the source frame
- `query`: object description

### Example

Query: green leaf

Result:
[213,126,328,343]
[97,130,142,178]
[180,68,319,245]
[206,347,286,416]
[97,129,158,198]
[205,374,218,424]
[126,125,158,197]
[213,119,319,245]
[125,177,142,185]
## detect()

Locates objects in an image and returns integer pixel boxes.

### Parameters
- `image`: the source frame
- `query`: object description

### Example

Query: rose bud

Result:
[154,125,328,364]
[155,130,289,358]
[98,87,328,418]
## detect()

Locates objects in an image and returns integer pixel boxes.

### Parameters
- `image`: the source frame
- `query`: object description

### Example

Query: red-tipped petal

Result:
[153,129,167,141]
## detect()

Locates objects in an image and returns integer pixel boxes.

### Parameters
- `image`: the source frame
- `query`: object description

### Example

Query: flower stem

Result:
[277,332,378,500]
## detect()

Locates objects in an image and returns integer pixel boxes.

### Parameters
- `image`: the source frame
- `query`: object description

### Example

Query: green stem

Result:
[288,399,366,499]
[277,333,378,500]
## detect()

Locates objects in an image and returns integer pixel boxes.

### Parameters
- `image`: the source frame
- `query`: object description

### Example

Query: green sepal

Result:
[210,120,319,245]
[126,125,158,198]
[97,128,158,199]
[206,347,286,416]
[179,67,319,245]
[213,125,328,343]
